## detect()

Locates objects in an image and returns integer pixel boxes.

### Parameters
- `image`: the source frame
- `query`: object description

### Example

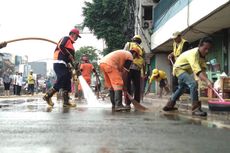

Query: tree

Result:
[75,46,99,68]
[83,0,135,55]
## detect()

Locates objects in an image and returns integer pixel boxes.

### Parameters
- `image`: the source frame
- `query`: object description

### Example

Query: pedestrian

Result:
[12,71,18,95]
[16,72,23,96]
[168,31,190,92]
[145,68,170,98]
[27,70,35,96]
[99,48,139,111]
[2,69,12,96]
[124,35,146,110]
[78,54,98,100]
[163,37,213,117]
[43,28,81,107]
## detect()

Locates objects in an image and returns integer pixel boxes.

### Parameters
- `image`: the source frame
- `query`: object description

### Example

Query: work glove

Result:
[68,60,77,69]
[75,69,81,77]
[68,55,75,63]
[73,62,81,77]
[0,41,7,49]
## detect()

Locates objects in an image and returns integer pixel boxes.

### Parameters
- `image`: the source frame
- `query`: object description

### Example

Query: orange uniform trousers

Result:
[100,63,123,91]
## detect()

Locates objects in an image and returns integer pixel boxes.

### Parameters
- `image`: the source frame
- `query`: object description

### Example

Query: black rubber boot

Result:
[192,101,207,117]
[124,93,131,111]
[63,90,76,107]
[162,98,178,111]
[43,88,56,107]
[114,90,128,112]
[109,90,115,110]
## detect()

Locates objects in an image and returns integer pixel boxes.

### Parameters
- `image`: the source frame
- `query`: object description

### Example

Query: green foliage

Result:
[83,0,135,55]
[75,46,99,71]
[75,46,98,62]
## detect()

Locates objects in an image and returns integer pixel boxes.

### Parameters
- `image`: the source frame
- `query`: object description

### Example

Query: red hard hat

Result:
[70,28,81,38]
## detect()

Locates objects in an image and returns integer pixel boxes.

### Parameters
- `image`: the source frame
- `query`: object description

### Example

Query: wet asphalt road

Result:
[0,97,230,153]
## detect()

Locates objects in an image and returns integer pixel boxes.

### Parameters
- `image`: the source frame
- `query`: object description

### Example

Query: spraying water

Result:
[78,76,103,107]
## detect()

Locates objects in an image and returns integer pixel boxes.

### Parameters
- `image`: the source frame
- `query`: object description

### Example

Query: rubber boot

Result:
[162,98,178,111]
[192,101,207,117]
[124,104,131,110]
[114,90,128,112]
[109,90,115,110]
[124,92,131,111]
[63,90,76,107]
[43,88,56,107]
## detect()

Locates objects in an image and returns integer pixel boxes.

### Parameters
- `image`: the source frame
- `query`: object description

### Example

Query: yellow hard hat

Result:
[152,69,159,76]
[133,35,142,41]
[130,45,140,55]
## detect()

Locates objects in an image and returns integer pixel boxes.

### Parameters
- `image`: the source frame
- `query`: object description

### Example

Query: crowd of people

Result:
[1,28,214,117]
[0,69,53,97]
[42,28,214,117]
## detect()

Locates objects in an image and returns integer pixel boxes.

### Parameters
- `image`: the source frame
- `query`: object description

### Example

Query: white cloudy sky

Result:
[0,0,103,62]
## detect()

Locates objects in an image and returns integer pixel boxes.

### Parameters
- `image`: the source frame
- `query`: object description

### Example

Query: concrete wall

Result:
[135,0,157,53]
[154,53,172,93]
[151,0,229,50]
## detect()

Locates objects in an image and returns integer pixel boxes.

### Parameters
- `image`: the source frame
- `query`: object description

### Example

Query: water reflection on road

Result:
[0,97,230,153]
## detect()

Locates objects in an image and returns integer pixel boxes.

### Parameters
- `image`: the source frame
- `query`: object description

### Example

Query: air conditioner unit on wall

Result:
[142,20,152,29]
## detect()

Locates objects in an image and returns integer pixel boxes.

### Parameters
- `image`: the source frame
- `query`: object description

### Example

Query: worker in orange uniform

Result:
[43,28,81,107]
[145,69,170,98]
[78,54,98,99]
[100,48,139,111]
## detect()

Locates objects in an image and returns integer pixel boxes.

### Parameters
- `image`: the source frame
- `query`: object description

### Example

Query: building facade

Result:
[149,0,230,93]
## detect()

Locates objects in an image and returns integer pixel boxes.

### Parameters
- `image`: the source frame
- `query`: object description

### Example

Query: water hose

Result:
[0,37,79,61]
[0,37,58,49]
[5,37,58,45]
[0,37,80,74]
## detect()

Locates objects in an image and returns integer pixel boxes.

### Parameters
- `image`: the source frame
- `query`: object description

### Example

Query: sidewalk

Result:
[143,93,230,129]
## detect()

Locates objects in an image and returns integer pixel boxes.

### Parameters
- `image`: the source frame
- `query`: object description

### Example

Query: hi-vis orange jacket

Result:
[54,36,75,64]
[100,50,133,72]
[80,63,95,81]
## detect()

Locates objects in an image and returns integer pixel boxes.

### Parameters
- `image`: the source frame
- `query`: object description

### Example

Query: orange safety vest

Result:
[80,63,94,80]
[54,36,75,63]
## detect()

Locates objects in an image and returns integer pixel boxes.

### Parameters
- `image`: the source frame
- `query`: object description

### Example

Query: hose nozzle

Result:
[0,41,7,49]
